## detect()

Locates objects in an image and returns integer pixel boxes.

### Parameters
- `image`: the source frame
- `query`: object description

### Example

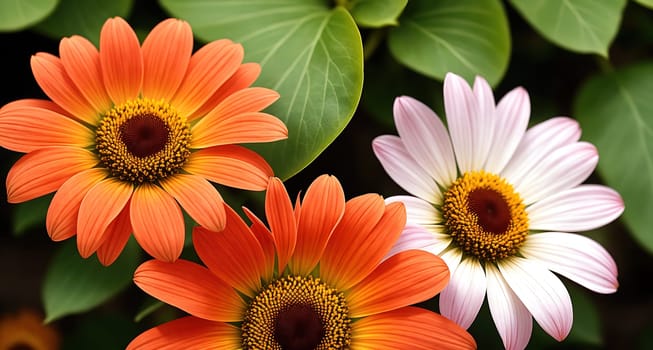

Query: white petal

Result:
[521,232,619,294]
[469,76,495,171]
[372,135,440,202]
[384,224,452,261]
[528,185,624,232]
[393,96,457,187]
[385,195,442,224]
[486,263,533,350]
[439,247,463,276]
[443,72,477,173]
[501,117,581,185]
[512,142,598,205]
[439,257,486,329]
[498,257,573,341]
[484,87,530,174]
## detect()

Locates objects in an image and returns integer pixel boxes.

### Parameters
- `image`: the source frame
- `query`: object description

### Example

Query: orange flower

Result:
[127,175,476,349]
[0,17,287,265]
[0,309,60,350]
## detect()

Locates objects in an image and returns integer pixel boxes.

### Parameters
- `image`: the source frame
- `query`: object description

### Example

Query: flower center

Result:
[442,171,529,262]
[95,98,191,183]
[241,275,351,350]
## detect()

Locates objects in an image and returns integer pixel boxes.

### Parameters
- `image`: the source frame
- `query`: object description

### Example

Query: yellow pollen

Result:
[95,98,191,183]
[442,171,529,262]
[241,275,351,350]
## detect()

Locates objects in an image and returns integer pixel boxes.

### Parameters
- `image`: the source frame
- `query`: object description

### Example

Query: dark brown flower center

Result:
[467,188,511,234]
[275,304,324,350]
[120,115,169,157]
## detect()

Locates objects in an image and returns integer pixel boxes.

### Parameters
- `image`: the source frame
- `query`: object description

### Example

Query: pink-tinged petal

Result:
[159,174,226,232]
[290,174,345,275]
[486,263,533,350]
[131,183,185,262]
[96,203,133,266]
[512,142,598,205]
[6,147,98,203]
[46,168,107,241]
[372,135,441,203]
[384,224,451,261]
[350,307,477,350]
[521,232,619,294]
[141,19,193,100]
[77,178,132,258]
[30,53,99,124]
[0,104,94,153]
[265,177,297,272]
[191,88,285,148]
[171,40,243,117]
[439,257,486,329]
[127,316,240,350]
[469,75,495,171]
[321,196,404,290]
[59,35,112,116]
[501,117,581,185]
[99,17,143,104]
[484,87,530,174]
[347,250,450,317]
[385,195,443,226]
[439,246,463,273]
[134,260,244,322]
[243,206,275,282]
[188,63,261,121]
[527,185,624,232]
[498,257,573,341]
[443,72,478,173]
[193,206,267,298]
[184,145,273,191]
[393,96,457,187]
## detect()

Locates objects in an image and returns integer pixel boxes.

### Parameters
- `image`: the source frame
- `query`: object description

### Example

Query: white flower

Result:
[373,72,623,350]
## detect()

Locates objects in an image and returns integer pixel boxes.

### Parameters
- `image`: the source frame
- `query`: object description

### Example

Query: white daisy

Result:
[372,72,623,350]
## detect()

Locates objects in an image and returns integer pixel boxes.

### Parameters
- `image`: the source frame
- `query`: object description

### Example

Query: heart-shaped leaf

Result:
[0,0,58,32]
[509,0,627,57]
[387,0,510,86]
[348,0,407,28]
[574,62,653,253]
[160,0,364,180]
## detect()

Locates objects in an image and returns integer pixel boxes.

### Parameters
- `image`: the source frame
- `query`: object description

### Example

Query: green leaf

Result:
[0,0,58,32]
[509,0,627,57]
[33,0,133,45]
[12,194,51,236]
[62,313,138,350]
[348,0,407,28]
[574,62,653,253]
[42,238,140,323]
[387,0,510,86]
[635,0,653,9]
[160,0,364,180]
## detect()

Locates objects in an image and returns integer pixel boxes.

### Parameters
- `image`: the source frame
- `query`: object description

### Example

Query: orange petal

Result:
[141,18,193,100]
[6,146,98,203]
[347,250,450,317]
[243,206,276,282]
[130,183,185,262]
[0,104,94,153]
[319,194,388,290]
[184,145,273,190]
[46,168,107,241]
[188,63,261,121]
[77,178,133,258]
[191,111,287,148]
[127,316,240,350]
[134,260,244,322]
[193,206,266,297]
[59,35,112,116]
[96,203,133,266]
[0,98,67,114]
[350,306,477,350]
[289,175,345,275]
[99,17,143,104]
[159,173,226,232]
[171,39,243,117]
[265,177,297,273]
[30,53,99,124]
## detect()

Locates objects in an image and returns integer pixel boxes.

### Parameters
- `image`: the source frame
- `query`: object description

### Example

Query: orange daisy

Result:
[127,175,476,349]
[0,17,287,265]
